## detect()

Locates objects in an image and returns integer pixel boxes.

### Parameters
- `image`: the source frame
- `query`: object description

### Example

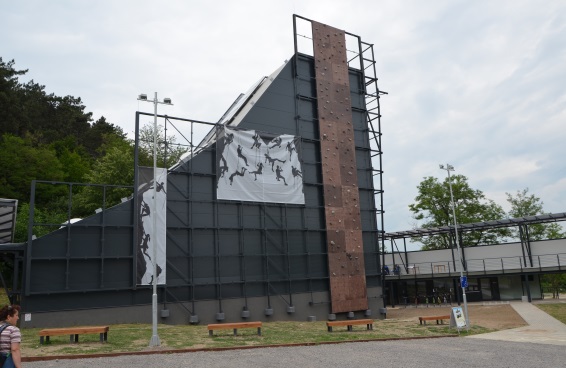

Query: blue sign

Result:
[460,276,468,288]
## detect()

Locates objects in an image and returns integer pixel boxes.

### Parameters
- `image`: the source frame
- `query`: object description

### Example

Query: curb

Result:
[22,334,458,362]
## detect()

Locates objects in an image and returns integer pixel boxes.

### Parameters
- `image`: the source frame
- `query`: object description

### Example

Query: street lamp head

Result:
[163,98,172,105]
[439,164,445,170]
[439,163,455,171]
[138,94,147,101]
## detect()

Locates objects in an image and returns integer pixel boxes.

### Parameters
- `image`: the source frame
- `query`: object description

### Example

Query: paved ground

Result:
[467,300,566,345]
[23,338,566,368]
[23,301,566,367]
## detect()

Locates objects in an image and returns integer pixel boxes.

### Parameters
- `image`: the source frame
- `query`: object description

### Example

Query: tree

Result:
[0,134,66,203]
[506,188,565,241]
[0,58,28,136]
[540,273,566,299]
[83,116,127,158]
[409,175,510,250]
[138,123,187,168]
[72,140,135,216]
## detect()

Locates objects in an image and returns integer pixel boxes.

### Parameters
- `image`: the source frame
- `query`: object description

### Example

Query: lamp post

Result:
[439,163,469,329]
[137,92,173,347]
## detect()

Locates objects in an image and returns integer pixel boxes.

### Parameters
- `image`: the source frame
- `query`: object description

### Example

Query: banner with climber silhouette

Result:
[216,126,304,204]
[136,166,167,285]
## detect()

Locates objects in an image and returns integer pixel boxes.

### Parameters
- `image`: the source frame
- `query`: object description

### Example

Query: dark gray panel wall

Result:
[22,54,381,320]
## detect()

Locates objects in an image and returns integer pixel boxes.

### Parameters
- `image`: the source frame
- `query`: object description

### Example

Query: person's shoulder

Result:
[5,325,20,333]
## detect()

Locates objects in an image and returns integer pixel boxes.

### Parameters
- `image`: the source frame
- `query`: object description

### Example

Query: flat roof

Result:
[384,212,566,240]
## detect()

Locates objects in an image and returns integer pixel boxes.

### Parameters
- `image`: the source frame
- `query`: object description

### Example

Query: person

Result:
[0,304,22,368]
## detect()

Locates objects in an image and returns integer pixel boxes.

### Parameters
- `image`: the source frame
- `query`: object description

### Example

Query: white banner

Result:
[137,167,167,285]
[216,127,304,204]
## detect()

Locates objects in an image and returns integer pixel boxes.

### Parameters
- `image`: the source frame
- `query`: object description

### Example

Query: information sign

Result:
[460,276,468,288]
[450,306,467,330]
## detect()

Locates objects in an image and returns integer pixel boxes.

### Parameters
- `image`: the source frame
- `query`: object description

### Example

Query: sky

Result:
[3,0,566,250]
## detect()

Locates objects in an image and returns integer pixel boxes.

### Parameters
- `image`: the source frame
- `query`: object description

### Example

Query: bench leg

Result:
[104,332,108,342]
[328,326,333,332]
[209,330,213,337]
[347,325,352,332]
[257,327,262,336]
[99,333,104,343]
[46,336,50,343]
[233,328,237,336]
[367,323,373,330]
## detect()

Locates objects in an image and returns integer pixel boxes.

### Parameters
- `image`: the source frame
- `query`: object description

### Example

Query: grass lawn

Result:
[14,299,566,358]
[20,318,486,358]
[536,302,566,324]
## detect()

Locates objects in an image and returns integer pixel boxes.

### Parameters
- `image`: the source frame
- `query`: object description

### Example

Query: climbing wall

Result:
[312,21,368,313]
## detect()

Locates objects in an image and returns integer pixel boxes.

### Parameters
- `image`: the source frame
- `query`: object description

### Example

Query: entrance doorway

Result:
[480,277,500,301]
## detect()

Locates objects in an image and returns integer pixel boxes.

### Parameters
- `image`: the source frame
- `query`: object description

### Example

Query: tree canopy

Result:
[506,188,565,240]
[409,174,510,250]
[1,58,188,241]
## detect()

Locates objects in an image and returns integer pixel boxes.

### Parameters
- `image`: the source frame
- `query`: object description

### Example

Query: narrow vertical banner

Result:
[137,167,167,285]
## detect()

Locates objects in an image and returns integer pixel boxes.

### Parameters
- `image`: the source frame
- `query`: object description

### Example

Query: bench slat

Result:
[207,321,262,336]
[38,326,109,344]
[207,322,262,330]
[419,315,450,325]
[326,319,373,327]
[39,326,109,336]
[326,319,374,332]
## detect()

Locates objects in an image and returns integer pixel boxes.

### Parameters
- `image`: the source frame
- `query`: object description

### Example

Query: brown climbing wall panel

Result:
[312,21,368,313]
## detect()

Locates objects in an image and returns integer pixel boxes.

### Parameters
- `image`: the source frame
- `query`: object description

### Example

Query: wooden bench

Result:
[207,321,262,336]
[419,315,450,325]
[326,319,374,332]
[38,326,109,344]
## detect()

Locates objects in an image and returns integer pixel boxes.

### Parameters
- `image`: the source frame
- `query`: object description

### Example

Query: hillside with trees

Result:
[0,58,184,242]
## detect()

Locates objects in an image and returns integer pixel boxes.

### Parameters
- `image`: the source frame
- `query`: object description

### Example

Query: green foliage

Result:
[409,175,510,250]
[506,188,566,240]
[138,123,187,167]
[539,274,566,299]
[13,202,68,243]
[84,116,127,158]
[0,58,128,202]
[0,134,66,202]
[72,143,135,216]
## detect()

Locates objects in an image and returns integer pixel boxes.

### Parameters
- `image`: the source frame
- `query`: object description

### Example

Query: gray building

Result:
[1,15,388,328]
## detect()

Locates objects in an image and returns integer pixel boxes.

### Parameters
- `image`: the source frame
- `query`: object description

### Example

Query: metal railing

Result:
[383,253,566,277]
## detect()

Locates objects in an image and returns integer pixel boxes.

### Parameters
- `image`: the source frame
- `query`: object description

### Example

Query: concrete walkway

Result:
[467,301,566,346]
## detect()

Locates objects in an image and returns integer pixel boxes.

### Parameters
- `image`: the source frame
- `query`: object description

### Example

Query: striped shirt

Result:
[0,324,21,354]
